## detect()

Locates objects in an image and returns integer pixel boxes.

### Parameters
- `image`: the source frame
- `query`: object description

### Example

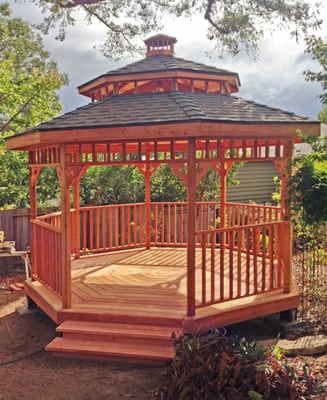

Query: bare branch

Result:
[204,0,229,35]
[0,92,37,133]
[82,5,138,52]
[59,0,105,9]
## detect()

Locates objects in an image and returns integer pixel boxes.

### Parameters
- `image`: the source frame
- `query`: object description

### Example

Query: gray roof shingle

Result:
[28,91,314,133]
[78,54,240,88]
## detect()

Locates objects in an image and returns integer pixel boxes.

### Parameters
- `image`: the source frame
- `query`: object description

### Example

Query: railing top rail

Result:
[37,211,62,220]
[38,201,283,221]
[197,219,288,235]
[31,218,61,233]
[80,203,146,210]
[226,202,281,210]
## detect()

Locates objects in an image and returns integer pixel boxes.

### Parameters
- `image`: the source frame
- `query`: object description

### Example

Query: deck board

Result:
[69,248,272,313]
[26,247,299,329]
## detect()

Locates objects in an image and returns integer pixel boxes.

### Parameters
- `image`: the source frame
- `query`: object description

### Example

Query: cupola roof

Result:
[78,34,241,100]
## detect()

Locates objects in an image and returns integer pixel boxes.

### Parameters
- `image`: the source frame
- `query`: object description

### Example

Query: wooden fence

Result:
[0,209,31,271]
[0,209,31,251]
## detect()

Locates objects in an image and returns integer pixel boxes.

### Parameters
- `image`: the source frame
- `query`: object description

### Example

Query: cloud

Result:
[8,1,326,118]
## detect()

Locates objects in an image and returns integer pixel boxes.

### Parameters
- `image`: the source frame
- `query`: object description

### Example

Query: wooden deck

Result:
[25,247,299,363]
[26,247,299,327]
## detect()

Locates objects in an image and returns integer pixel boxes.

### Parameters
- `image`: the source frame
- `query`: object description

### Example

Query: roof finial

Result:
[144,34,177,57]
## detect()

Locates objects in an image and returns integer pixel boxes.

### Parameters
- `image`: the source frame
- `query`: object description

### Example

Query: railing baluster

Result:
[201,235,206,304]
[33,202,286,308]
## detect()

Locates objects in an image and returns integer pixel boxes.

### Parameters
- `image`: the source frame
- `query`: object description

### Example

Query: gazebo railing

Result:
[79,203,147,254]
[31,218,62,295]
[196,220,290,308]
[30,202,283,301]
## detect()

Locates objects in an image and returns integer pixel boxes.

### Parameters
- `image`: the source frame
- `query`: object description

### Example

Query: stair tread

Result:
[46,337,175,360]
[57,320,181,339]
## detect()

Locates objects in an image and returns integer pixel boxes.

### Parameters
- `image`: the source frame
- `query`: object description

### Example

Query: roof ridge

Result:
[169,91,206,119]
[232,95,310,120]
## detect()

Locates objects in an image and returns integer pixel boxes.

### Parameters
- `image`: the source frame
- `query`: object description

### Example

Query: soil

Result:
[0,273,326,400]
[0,274,163,400]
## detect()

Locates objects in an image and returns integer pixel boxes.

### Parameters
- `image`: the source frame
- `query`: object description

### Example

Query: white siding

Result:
[227,161,280,204]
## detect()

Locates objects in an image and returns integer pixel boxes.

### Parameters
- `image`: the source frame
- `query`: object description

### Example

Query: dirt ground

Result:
[1,274,326,400]
[0,275,164,400]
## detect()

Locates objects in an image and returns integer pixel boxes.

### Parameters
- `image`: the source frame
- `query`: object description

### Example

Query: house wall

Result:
[227,161,280,204]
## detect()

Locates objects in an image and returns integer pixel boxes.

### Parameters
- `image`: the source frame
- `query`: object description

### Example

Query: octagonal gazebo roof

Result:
[6,33,320,151]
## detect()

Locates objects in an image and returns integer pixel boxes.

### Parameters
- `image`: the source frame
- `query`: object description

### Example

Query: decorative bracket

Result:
[135,163,160,177]
[30,166,41,186]
[56,165,87,189]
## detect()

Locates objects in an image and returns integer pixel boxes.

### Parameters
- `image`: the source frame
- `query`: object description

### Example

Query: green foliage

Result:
[290,134,327,225]
[318,105,327,123]
[156,331,324,399]
[0,3,66,208]
[26,0,322,59]
[151,165,186,202]
[80,165,145,205]
[271,176,281,206]
[293,221,327,334]
[304,36,327,106]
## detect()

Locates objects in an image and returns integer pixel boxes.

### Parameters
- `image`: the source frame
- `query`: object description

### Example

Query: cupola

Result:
[78,34,241,101]
[144,34,177,57]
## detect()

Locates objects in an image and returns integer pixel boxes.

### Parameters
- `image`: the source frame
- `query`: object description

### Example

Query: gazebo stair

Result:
[45,320,180,365]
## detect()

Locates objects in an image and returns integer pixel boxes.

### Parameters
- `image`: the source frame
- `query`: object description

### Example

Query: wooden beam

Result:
[187,138,196,317]
[73,178,81,259]
[29,165,41,276]
[145,162,151,249]
[29,165,41,220]
[78,70,240,95]
[60,145,72,309]
[6,122,320,151]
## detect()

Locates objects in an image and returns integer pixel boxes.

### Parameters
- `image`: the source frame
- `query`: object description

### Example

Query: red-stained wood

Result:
[60,146,72,308]
[6,122,320,152]
[187,139,196,317]
[24,247,299,338]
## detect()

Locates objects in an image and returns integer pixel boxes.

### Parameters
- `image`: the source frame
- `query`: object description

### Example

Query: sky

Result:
[8,0,327,120]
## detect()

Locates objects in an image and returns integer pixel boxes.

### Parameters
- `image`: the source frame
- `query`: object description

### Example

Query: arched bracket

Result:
[273,158,292,218]
[56,165,87,189]
[30,166,41,186]
[212,161,234,175]
[273,159,290,177]
[135,163,160,177]
[170,161,212,187]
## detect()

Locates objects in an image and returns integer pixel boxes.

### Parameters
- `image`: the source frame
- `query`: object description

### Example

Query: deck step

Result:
[46,337,175,365]
[57,320,181,341]
[46,320,179,364]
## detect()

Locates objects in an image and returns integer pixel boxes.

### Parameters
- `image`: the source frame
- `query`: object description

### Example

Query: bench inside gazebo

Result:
[6,34,320,364]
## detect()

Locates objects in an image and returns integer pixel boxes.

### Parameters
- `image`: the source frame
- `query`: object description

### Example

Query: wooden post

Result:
[60,146,72,308]
[145,162,151,249]
[73,178,81,259]
[187,138,196,317]
[29,165,41,276]
[282,140,293,294]
[220,162,227,230]
[279,221,292,293]
[274,139,293,294]
[29,165,41,220]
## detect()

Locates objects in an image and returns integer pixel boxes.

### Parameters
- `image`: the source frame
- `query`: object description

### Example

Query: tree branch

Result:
[0,92,37,133]
[204,0,229,35]
[82,5,138,52]
[59,0,105,9]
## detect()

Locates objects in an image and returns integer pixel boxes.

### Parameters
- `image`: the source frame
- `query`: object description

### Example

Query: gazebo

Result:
[6,34,320,364]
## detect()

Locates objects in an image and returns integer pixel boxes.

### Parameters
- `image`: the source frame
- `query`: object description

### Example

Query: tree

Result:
[290,134,327,225]
[0,3,67,208]
[318,105,327,123]
[80,166,145,205]
[30,0,322,59]
[290,35,327,225]
[304,36,327,106]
